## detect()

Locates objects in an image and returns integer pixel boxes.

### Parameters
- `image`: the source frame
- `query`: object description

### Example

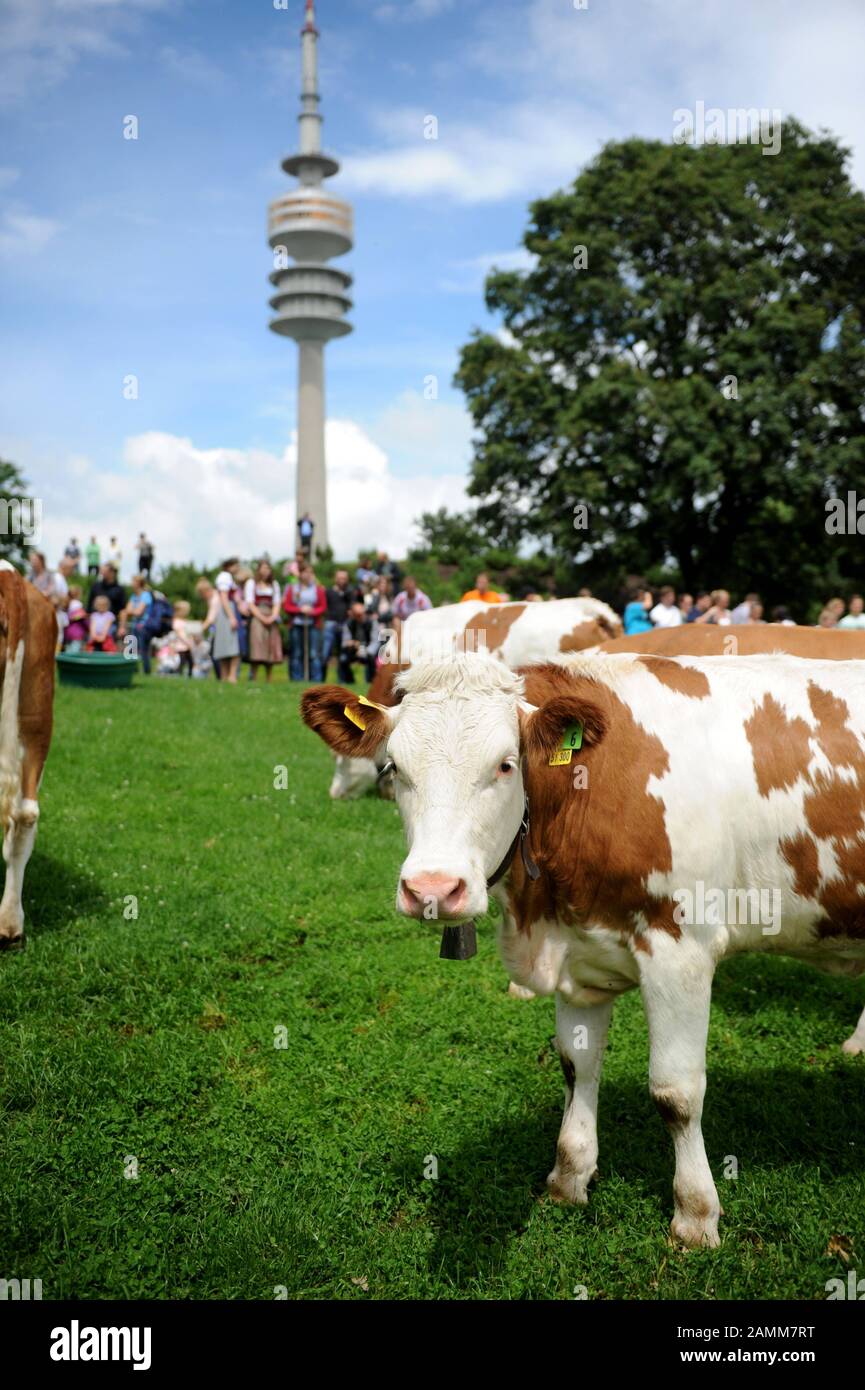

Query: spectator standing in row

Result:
[172,601,194,677]
[730,592,760,624]
[244,559,283,682]
[283,563,325,681]
[64,537,81,569]
[392,575,431,622]
[196,577,220,680]
[323,570,361,670]
[107,536,122,573]
[376,552,402,590]
[461,572,503,603]
[623,587,653,634]
[650,585,682,628]
[840,594,865,630]
[297,512,314,559]
[340,600,376,683]
[86,536,100,578]
[64,593,89,649]
[126,574,154,672]
[28,551,56,601]
[772,606,796,626]
[137,533,154,578]
[696,589,731,625]
[88,563,127,622]
[686,592,711,622]
[679,593,694,621]
[355,554,376,586]
[209,560,241,683]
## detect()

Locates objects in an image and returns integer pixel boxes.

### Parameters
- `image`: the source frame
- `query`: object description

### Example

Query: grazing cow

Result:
[327,597,621,800]
[302,650,865,1246]
[0,564,55,941]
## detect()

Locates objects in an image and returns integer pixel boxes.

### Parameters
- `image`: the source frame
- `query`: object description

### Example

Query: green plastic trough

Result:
[56,651,138,689]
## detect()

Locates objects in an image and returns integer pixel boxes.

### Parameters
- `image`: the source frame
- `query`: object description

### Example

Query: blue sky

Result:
[1,0,863,572]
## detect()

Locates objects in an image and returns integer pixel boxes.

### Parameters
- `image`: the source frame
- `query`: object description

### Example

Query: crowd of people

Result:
[25,525,865,682]
[622,584,865,634]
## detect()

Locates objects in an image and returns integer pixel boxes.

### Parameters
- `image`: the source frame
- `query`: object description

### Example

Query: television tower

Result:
[267,0,353,556]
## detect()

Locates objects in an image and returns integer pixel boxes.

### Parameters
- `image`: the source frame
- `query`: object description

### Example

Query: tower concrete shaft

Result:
[267,0,353,557]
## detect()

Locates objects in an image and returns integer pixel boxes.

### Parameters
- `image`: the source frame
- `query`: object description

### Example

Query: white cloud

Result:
[367,388,473,475]
[160,45,226,89]
[374,0,456,21]
[32,419,470,574]
[0,207,61,256]
[438,248,536,294]
[346,0,865,200]
[0,0,169,105]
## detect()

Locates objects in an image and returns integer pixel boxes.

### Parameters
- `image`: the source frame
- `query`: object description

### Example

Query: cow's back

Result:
[599,623,865,659]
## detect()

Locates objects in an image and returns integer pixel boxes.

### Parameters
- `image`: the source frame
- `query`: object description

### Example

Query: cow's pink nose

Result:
[400,873,467,919]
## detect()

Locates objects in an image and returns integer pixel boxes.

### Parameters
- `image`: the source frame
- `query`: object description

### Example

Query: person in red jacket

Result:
[282,562,327,680]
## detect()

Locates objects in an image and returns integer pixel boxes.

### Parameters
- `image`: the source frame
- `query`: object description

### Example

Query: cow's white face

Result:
[381,662,527,921]
[329,754,378,800]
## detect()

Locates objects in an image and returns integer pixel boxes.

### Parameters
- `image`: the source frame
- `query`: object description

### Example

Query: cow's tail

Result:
[0,567,27,835]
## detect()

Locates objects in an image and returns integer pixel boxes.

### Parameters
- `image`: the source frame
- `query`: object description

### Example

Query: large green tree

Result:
[455,120,865,613]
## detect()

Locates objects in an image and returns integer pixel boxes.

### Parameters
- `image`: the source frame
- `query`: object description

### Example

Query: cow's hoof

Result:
[841,1035,864,1056]
[508,981,535,1001]
[0,925,24,947]
[669,1214,721,1250]
[546,1156,597,1206]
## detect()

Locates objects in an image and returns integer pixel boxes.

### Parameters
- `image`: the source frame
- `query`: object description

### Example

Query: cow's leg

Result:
[546,994,613,1205]
[507,981,535,1001]
[639,941,720,1248]
[0,741,44,941]
[842,1003,865,1056]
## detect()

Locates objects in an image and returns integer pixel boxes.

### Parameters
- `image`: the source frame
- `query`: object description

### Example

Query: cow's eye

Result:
[498,761,514,775]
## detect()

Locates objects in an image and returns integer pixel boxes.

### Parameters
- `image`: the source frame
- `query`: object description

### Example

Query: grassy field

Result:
[0,672,863,1300]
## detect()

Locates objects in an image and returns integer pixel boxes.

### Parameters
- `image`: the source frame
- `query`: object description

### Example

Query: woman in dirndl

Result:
[244,559,283,682]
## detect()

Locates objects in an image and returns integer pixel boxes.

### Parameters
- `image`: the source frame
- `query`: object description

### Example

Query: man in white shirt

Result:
[839,594,865,630]
[650,585,682,628]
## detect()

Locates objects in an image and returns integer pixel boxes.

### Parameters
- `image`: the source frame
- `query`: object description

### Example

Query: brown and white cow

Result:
[0,563,55,941]
[328,597,621,799]
[303,650,865,1247]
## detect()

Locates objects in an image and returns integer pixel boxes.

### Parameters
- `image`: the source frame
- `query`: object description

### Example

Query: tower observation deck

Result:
[267,0,353,555]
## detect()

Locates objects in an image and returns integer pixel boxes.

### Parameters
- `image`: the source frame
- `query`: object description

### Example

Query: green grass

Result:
[0,674,863,1300]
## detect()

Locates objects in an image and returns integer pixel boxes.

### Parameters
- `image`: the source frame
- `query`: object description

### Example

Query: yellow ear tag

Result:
[549,748,572,766]
[358,695,386,712]
[344,705,366,731]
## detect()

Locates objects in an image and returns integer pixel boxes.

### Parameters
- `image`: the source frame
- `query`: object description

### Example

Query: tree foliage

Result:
[0,458,36,567]
[455,120,865,614]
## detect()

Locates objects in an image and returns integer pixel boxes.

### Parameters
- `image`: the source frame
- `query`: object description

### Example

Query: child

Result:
[64,590,89,649]
[172,600,194,677]
[87,595,117,652]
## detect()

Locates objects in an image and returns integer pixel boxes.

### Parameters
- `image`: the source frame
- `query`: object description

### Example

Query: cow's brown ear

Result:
[522,694,608,764]
[301,685,391,759]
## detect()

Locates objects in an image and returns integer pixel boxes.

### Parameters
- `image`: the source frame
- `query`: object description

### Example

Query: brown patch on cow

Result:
[637,655,710,699]
[465,602,526,653]
[366,662,408,708]
[769,682,865,941]
[632,933,653,954]
[507,663,678,944]
[301,684,390,760]
[780,832,820,900]
[558,617,614,654]
[745,694,812,797]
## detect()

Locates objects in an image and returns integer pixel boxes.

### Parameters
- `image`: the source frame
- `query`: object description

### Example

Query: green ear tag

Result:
[561,722,583,751]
